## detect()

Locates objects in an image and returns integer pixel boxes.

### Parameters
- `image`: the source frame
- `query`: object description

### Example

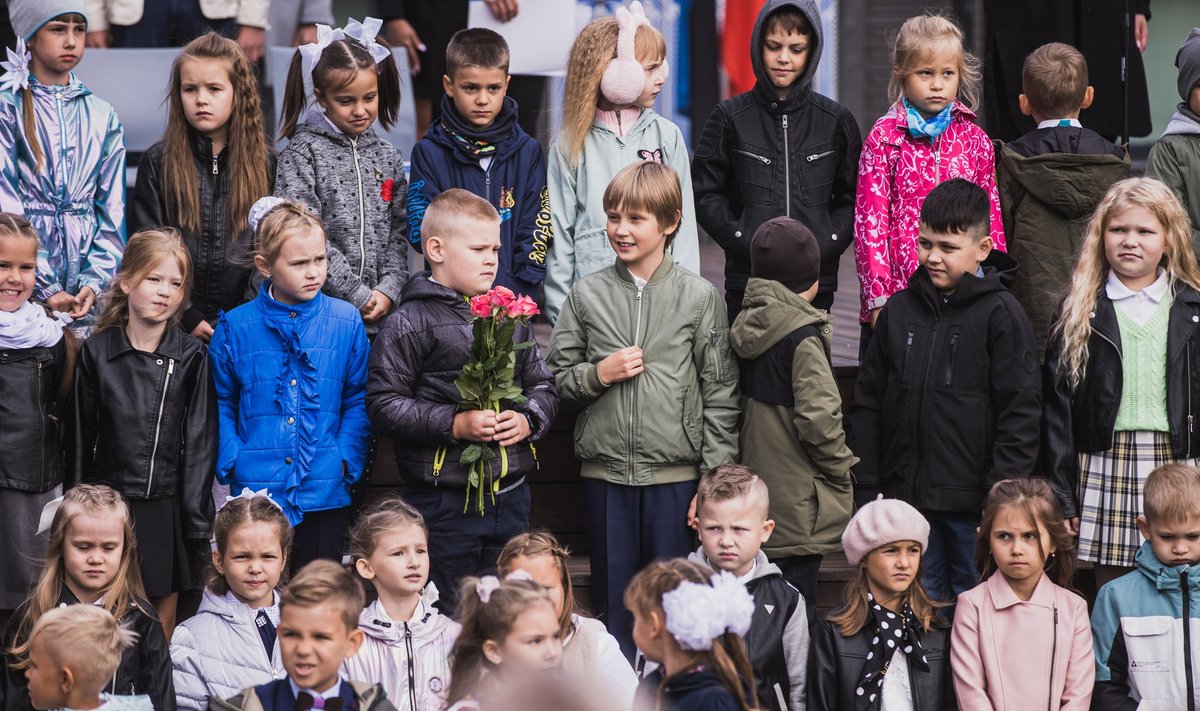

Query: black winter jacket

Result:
[1042,284,1200,519]
[692,0,860,300]
[131,133,274,333]
[659,667,751,711]
[847,252,1042,512]
[0,336,69,492]
[69,325,217,539]
[366,275,558,489]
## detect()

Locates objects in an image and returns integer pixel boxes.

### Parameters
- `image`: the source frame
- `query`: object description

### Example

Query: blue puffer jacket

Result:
[210,285,371,525]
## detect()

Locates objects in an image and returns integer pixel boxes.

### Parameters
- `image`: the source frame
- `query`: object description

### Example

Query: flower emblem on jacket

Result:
[380,178,395,202]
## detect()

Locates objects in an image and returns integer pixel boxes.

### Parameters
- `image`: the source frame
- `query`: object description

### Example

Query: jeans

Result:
[922,510,981,606]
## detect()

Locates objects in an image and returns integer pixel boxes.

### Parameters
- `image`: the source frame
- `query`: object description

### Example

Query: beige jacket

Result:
[84,0,269,31]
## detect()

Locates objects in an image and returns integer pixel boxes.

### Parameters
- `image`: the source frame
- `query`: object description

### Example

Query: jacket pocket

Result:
[1121,617,1175,700]
[574,227,614,280]
[800,141,838,206]
[809,474,853,541]
[733,141,776,206]
[682,385,702,457]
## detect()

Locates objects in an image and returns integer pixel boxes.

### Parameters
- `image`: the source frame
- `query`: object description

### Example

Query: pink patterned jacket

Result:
[853,102,1006,322]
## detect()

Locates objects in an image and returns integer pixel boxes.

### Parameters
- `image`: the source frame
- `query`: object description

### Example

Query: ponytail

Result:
[22,86,43,171]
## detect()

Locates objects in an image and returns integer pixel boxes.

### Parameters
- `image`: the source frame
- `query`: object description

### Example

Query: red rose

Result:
[381,178,395,202]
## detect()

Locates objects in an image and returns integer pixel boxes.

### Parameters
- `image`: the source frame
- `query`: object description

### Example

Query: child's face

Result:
[444,66,510,130]
[917,225,991,294]
[988,505,1053,587]
[902,46,960,118]
[257,226,328,305]
[631,606,666,664]
[862,540,921,606]
[213,521,286,610]
[122,257,185,330]
[279,602,363,692]
[62,512,125,605]
[1138,514,1200,567]
[506,555,566,620]
[1104,204,1165,292]
[180,57,234,145]
[606,205,679,276]
[25,634,68,710]
[425,218,501,297]
[316,68,379,137]
[0,236,37,313]
[697,496,774,578]
[761,27,810,96]
[29,18,85,84]
[355,523,429,601]
[634,54,667,110]
[482,601,563,673]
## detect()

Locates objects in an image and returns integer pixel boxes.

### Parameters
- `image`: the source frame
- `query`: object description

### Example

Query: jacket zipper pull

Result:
[212,154,219,175]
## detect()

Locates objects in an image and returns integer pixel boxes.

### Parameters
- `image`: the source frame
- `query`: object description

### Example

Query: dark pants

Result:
[405,483,531,614]
[859,323,874,363]
[773,553,823,628]
[922,511,980,606]
[109,0,236,47]
[583,478,697,660]
[725,289,834,325]
[290,506,352,574]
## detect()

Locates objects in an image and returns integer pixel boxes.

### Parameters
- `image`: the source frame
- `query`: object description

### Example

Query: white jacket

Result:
[170,588,286,711]
[343,589,461,711]
[83,0,269,31]
[562,614,638,710]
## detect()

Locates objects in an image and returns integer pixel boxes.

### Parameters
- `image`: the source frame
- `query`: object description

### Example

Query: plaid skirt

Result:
[1078,430,1197,567]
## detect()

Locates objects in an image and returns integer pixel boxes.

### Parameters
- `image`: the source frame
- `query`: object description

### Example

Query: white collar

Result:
[1106,268,1169,302]
[288,677,342,701]
[1037,118,1083,129]
[736,559,758,584]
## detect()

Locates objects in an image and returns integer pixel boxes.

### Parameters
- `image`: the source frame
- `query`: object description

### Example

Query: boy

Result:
[1091,464,1200,709]
[211,560,395,711]
[729,216,856,620]
[847,179,1041,603]
[689,465,808,711]
[367,189,558,611]
[692,0,861,321]
[547,161,739,660]
[1147,29,1200,252]
[998,42,1128,358]
[406,27,551,299]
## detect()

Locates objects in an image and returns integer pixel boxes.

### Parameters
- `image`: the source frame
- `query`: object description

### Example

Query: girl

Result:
[0,2,125,337]
[131,32,274,344]
[853,14,1004,331]
[808,497,953,711]
[623,559,756,711]
[0,214,76,617]
[71,228,216,637]
[275,18,409,331]
[1,484,172,711]
[209,198,371,571]
[951,478,1094,711]
[1043,177,1200,588]
[543,1,700,324]
[497,532,637,709]
[170,489,293,711]
[444,574,564,711]
[344,495,460,711]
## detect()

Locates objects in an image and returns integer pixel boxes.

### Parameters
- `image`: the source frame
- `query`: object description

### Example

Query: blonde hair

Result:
[420,188,500,251]
[827,549,945,637]
[96,229,193,333]
[207,496,293,596]
[280,560,364,632]
[1022,43,1090,118]
[252,199,325,267]
[29,605,138,692]
[497,531,578,638]
[1143,464,1200,524]
[347,495,427,583]
[696,464,770,519]
[1053,178,1200,388]
[602,162,683,247]
[888,14,981,112]
[559,17,666,168]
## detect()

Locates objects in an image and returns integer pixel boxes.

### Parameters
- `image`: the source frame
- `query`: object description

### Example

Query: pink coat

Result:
[852,102,1006,322]
[951,570,1094,711]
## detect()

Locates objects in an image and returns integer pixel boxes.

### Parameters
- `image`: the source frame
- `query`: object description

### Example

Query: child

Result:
[998,42,1128,358]
[210,560,396,711]
[1043,177,1200,590]
[0,214,76,618]
[624,559,757,711]
[130,32,274,344]
[0,2,125,338]
[1090,464,1200,709]
[729,215,856,616]
[171,490,293,711]
[546,161,739,658]
[951,478,1094,711]
[807,497,953,711]
[210,198,371,571]
[853,14,1004,335]
[276,18,408,331]
[693,0,861,321]
[543,1,700,324]
[406,28,550,299]
[443,574,564,711]
[848,178,1041,603]
[2,484,173,711]
[1146,28,1200,251]
[497,532,637,709]
[344,496,460,711]
[23,605,151,711]
[71,228,217,635]
[688,465,808,711]
[366,189,557,610]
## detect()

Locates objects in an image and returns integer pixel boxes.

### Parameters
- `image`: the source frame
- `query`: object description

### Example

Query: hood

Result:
[294,106,382,148]
[358,584,447,642]
[730,277,829,359]
[1135,541,1200,592]
[399,274,472,310]
[687,547,782,582]
[750,0,822,110]
[999,143,1129,219]
[909,249,1019,311]
[195,586,264,622]
[1162,104,1200,138]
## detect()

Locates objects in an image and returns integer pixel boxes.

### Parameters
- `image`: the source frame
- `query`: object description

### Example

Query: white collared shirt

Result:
[1106,268,1169,326]
[1037,118,1083,129]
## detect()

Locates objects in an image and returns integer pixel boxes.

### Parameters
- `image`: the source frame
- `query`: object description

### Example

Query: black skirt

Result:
[128,497,206,597]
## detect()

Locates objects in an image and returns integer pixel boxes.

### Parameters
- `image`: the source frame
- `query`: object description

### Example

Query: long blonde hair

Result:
[888,14,982,112]
[96,229,193,333]
[1053,178,1200,388]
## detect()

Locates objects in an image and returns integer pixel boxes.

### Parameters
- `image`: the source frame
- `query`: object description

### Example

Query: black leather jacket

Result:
[1043,284,1200,518]
[69,325,216,538]
[0,337,69,492]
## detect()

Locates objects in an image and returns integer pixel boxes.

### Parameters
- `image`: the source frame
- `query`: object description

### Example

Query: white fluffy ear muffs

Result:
[601,1,653,105]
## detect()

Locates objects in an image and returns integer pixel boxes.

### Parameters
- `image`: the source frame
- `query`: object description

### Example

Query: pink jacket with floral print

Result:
[853,102,1006,322]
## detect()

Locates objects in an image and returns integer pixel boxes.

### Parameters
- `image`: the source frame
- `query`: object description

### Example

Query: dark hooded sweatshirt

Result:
[692,0,861,314]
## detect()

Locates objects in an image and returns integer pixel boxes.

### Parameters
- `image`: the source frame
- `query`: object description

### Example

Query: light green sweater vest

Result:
[1113,294,1172,432]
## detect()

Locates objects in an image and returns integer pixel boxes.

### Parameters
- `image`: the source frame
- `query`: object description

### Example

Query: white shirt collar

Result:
[1037,118,1083,129]
[736,559,758,584]
[1106,268,1169,302]
[288,677,342,701]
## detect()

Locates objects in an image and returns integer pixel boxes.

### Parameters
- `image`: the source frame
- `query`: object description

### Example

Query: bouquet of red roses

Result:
[433,286,540,514]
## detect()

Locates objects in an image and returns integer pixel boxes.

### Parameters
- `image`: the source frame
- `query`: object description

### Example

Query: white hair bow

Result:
[220,487,284,513]
[661,571,755,651]
[0,37,31,94]
[36,494,65,536]
[298,23,346,98]
[344,17,391,65]
[247,196,288,233]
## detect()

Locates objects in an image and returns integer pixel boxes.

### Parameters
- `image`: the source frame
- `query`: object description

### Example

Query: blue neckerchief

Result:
[904,98,954,141]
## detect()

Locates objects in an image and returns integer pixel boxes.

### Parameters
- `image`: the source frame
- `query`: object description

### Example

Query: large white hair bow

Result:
[661,571,755,651]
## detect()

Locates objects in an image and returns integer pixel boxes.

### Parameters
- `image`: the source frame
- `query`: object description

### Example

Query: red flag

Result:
[721,0,768,97]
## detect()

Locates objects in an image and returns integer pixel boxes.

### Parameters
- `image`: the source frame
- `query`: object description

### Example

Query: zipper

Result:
[145,358,175,498]
[782,114,791,218]
[806,149,836,162]
[350,137,366,279]
[944,331,960,386]
[734,148,771,165]
[1185,570,1195,711]
[404,622,417,711]
[628,285,645,485]
[902,329,915,380]
[1048,607,1058,711]
[36,360,45,481]
[1188,341,1194,459]
[933,138,941,183]
[913,314,942,501]
[709,328,722,381]
[211,153,219,175]
[484,167,492,203]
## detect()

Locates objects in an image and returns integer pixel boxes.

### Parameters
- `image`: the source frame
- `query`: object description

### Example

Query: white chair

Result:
[73,47,180,156]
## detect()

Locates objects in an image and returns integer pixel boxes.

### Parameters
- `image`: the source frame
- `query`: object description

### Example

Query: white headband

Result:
[220,487,284,513]
[247,196,288,233]
[661,571,754,651]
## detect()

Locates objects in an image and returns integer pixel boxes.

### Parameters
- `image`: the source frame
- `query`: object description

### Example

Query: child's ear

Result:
[118,277,131,295]
[60,666,75,694]
[1137,515,1151,542]
[1017,94,1034,117]
[648,609,665,637]
[482,639,503,666]
[211,550,223,576]
[425,236,445,264]
[254,255,271,281]
[355,558,375,580]
[343,628,365,658]
[443,74,454,96]
[1081,86,1095,110]
[760,518,776,544]
[666,210,682,237]
[975,234,993,262]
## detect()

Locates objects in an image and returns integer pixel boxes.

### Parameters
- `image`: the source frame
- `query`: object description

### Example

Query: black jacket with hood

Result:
[692,0,861,303]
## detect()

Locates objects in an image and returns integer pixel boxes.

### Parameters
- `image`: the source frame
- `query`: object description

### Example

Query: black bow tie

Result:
[296,692,342,711]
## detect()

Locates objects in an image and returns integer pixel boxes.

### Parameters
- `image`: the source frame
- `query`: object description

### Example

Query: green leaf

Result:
[460,444,483,465]
[513,341,535,351]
